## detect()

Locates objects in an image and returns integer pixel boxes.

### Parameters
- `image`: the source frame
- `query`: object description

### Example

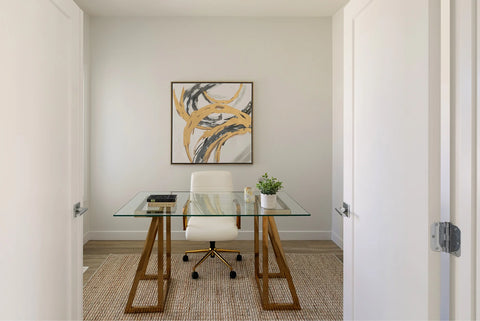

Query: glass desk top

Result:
[114,191,311,217]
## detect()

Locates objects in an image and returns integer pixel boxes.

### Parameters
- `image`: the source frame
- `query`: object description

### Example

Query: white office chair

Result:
[183,171,242,279]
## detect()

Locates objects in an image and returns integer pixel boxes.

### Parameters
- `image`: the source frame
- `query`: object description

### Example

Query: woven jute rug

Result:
[83,253,342,321]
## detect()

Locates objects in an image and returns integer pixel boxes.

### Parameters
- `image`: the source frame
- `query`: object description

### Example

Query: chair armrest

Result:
[233,199,241,229]
[182,200,190,230]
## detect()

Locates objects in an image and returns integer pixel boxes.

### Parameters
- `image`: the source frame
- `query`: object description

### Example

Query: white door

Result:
[0,0,84,319]
[343,0,442,319]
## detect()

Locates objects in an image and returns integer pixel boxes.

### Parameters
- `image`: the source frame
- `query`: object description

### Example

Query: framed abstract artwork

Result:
[171,82,253,164]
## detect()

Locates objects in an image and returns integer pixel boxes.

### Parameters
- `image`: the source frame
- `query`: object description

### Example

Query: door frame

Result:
[451,0,477,320]
[477,3,480,318]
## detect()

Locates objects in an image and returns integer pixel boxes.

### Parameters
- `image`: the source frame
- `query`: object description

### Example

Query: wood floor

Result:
[83,240,343,286]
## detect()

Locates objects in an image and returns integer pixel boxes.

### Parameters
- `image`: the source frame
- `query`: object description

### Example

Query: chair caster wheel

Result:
[236,254,242,261]
[230,271,237,279]
[183,255,189,262]
[192,271,199,279]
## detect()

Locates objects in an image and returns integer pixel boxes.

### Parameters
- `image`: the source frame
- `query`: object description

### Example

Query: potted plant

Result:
[256,173,283,209]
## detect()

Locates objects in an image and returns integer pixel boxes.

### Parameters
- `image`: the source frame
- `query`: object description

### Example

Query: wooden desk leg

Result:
[157,216,164,307]
[254,216,259,278]
[166,216,171,280]
[254,216,301,310]
[125,217,162,313]
[267,216,300,309]
[124,216,171,313]
[262,216,270,308]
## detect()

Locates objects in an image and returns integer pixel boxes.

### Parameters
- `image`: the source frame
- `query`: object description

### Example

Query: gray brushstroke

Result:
[193,124,247,163]
[241,101,252,116]
[181,83,252,129]
[183,83,217,115]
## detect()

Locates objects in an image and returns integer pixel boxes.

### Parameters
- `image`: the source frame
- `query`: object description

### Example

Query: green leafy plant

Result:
[256,173,283,195]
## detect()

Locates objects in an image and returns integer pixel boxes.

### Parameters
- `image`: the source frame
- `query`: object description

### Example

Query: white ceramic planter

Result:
[261,193,277,209]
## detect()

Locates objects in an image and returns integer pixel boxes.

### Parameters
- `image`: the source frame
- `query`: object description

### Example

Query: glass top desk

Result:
[115,191,311,313]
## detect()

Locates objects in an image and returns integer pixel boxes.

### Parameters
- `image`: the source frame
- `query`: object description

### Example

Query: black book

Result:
[146,194,177,203]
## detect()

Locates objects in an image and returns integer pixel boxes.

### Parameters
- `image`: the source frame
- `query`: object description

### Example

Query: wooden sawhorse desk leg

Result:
[254,216,301,310]
[124,216,171,313]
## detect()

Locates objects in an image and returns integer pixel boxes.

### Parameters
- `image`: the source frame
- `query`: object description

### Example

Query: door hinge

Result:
[431,222,461,257]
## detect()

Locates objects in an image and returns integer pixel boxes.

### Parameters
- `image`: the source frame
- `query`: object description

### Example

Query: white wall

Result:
[332,10,344,248]
[87,17,332,241]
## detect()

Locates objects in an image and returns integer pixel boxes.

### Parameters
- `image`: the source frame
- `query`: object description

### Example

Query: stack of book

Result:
[146,194,177,208]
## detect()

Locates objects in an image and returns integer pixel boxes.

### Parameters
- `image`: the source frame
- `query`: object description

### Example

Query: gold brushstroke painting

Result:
[171,82,253,164]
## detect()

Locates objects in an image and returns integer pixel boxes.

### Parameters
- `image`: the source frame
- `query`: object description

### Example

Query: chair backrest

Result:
[190,171,233,192]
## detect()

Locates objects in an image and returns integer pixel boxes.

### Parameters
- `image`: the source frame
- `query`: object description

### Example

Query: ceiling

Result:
[74,0,349,17]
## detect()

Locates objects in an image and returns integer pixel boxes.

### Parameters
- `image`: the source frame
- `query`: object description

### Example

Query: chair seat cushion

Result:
[185,216,238,242]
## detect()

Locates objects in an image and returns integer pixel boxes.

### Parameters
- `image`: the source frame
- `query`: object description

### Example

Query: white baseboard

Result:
[331,231,343,249]
[83,231,91,245]
[86,230,332,241]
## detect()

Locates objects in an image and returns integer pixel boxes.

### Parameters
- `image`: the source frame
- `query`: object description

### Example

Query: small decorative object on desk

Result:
[256,173,283,209]
[244,187,254,202]
[146,194,177,207]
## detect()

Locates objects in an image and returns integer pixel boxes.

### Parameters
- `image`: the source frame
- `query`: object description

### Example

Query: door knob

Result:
[335,202,350,218]
[73,202,88,217]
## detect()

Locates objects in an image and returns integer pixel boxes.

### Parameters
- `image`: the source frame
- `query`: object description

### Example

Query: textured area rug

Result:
[83,253,342,321]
